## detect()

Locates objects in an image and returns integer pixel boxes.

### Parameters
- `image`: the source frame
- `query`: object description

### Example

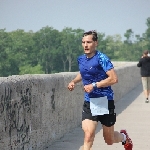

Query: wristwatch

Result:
[92,82,97,89]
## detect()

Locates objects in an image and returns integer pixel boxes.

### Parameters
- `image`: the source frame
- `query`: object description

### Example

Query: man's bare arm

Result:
[68,73,82,91]
[71,73,82,84]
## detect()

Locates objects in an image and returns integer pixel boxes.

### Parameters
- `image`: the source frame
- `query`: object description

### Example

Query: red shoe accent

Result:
[120,130,133,150]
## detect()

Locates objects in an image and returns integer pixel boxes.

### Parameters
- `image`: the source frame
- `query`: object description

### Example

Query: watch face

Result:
[92,82,96,87]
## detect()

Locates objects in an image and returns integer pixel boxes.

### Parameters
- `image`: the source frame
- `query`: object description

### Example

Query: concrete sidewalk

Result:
[47,84,150,150]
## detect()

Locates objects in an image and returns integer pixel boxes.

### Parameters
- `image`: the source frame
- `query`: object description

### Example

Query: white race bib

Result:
[90,97,109,116]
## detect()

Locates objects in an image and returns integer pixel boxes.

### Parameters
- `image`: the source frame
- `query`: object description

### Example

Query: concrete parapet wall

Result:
[112,63,141,102]
[0,62,141,150]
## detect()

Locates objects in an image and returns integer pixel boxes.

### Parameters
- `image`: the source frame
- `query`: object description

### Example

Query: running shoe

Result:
[145,99,149,103]
[120,130,133,150]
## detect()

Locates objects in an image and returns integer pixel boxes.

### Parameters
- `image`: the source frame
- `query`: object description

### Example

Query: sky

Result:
[0,0,150,40]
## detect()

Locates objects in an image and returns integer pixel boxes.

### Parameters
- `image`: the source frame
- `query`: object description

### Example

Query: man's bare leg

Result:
[102,125,124,145]
[148,90,150,98]
[143,90,149,99]
[82,119,98,150]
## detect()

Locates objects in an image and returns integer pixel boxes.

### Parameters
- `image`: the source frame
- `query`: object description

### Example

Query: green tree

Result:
[145,17,150,49]
[124,29,134,44]
[59,27,83,72]
[0,29,19,76]
[97,32,105,53]
[34,26,61,73]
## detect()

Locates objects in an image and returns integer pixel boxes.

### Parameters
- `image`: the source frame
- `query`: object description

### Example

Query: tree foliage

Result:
[0,17,150,77]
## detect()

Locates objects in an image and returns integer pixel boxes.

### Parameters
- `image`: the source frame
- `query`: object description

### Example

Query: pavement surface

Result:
[47,84,150,150]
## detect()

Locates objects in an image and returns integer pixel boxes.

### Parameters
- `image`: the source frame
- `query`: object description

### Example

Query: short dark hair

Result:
[143,50,149,55]
[83,30,98,41]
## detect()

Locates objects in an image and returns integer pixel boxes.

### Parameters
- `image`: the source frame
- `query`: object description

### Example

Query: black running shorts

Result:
[82,100,116,127]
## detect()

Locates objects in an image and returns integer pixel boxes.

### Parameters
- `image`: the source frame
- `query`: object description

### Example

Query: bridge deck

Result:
[47,84,150,150]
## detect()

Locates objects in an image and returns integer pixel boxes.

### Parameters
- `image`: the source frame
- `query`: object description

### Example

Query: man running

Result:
[68,30,133,150]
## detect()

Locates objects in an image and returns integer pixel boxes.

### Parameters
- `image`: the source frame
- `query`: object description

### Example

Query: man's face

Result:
[82,35,98,55]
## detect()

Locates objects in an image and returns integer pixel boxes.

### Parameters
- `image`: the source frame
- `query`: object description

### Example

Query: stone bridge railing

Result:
[0,62,141,150]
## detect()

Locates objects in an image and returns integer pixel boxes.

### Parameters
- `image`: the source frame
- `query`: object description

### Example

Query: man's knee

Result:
[103,125,114,145]
[84,132,95,143]
[104,137,114,145]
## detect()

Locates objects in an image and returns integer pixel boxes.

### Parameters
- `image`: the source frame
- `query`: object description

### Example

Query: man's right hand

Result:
[67,81,75,91]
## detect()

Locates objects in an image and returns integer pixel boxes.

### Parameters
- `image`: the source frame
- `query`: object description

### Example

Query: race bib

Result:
[90,97,109,116]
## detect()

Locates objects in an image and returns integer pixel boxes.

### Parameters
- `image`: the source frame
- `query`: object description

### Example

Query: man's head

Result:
[82,30,98,41]
[82,30,98,57]
[143,50,149,57]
